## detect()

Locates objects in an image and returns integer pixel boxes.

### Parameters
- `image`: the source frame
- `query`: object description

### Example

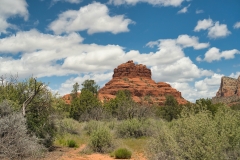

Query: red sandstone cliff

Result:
[212,76,240,104]
[98,60,188,105]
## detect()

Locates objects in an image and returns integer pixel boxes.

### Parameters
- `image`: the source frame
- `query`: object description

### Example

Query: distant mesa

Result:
[212,75,240,105]
[98,60,188,105]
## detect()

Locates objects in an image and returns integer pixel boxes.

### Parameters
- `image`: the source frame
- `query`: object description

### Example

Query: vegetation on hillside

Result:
[1,75,240,159]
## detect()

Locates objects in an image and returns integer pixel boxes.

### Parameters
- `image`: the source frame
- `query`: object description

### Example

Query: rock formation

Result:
[98,60,188,105]
[212,76,240,104]
[62,93,80,104]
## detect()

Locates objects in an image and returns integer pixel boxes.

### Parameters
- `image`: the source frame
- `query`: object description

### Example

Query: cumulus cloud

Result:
[57,72,113,95]
[176,35,209,49]
[0,30,214,98]
[233,22,240,29]
[177,4,190,14]
[108,0,184,7]
[0,0,28,34]
[147,34,209,50]
[49,2,133,35]
[151,57,213,83]
[201,47,240,62]
[194,18,213,31]
[208,22,231,38]
[170,73,223,102]
[0,29,84,54]
[194,18,231,39]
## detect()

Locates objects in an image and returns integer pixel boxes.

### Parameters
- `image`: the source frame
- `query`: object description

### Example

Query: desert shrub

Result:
[56,118,81,135]
[84,120,104,135]
[155,95,182,121]
[114,148,132,159]
[67,139,79,148]
[147,105,240,160]
[89,127,114,153]
[70,89,102,121]
[230,103,240,110]
[116,118,155,138]
[196,98,220,115]
[0,100,44,159]
[78,106,110,121]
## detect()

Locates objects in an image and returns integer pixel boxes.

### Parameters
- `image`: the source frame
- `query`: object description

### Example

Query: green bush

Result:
[116,118,155,138]
[114,148,132,159]
[67,139,78,148]
[147,105,240,160]
[89,127,114,153]
[84,120,103,135]
[56,118,81,135]
[0,101,44,159]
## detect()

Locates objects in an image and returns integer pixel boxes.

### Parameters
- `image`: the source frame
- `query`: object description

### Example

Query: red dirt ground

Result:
[43,144,147,160]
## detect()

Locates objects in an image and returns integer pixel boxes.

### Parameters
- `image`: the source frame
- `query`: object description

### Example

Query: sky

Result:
[0,0,240,102]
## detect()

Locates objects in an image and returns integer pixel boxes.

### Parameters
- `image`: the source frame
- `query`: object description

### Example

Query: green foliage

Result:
[147,105,240,160]
[84,120,103,135]
[196,98,219,115]
[52,95,70,117]
[67,139,79,148]
[89,127,114,153]
[0,76,56,149]
[114,148,132,159]
[81,79,100,95]
[116,118,155,138]
[165,95,178,107]
[230,103,240,110]
[71,82,80,99]
[0,100,44,159]
[70,89,101,121]
[156,95,182,121]
[56,118,81,135]
[104,90,152,120]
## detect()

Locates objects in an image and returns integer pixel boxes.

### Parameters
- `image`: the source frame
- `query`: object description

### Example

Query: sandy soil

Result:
[43,145,147,160]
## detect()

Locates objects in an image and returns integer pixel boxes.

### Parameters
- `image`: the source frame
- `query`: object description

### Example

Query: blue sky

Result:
[0,0,240,102]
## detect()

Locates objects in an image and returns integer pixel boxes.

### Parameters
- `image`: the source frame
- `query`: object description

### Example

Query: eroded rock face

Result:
[98,60,188,105]
[212,76,240,104]
[113,60,151,78]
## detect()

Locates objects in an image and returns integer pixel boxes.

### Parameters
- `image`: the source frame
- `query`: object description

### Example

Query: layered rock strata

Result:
[212,76,240,104]
[98,60,188,105]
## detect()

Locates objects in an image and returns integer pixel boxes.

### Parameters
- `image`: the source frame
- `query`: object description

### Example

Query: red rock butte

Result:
[98,60,188,105]
[212,76,240,105]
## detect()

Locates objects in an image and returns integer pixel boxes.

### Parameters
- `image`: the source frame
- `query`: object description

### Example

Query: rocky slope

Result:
[98,60,188,105]
[212,76,240,104]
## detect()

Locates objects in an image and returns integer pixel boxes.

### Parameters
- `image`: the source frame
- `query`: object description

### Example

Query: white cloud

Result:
[208,22,231,38]
[0,0,28,34]
[194,19,231,39]
[177,4,190,14]
[57,72,113,95]
[194,18,213,32]
[52,0,82,4]
[147,34,209,50]
[108,0,184,7]
[171,73,223,102]
[0,30,214,98]
[196,55,202,62]
[229,72,240,79]
[0,29,84,54]
[151,57,213,83]
[203,47,240,62]
[49,2,133,35]
[196,9,204,14]
[233,22,240,29]
[176,35,209,49]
